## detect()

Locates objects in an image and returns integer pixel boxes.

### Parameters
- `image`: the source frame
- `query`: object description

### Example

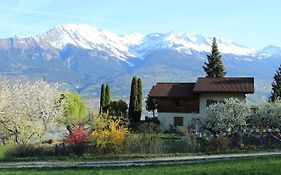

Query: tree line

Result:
[98,76,143,125]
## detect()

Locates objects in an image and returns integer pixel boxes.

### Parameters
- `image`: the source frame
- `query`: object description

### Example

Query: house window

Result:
[206,100,218,107]
[175,99,184,108]
[174,117,183,126]
[206,100,224,107]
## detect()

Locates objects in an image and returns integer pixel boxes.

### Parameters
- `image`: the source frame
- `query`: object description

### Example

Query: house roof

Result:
[149,77,254,98]
[193,77,254,93]
[149,83,197,98]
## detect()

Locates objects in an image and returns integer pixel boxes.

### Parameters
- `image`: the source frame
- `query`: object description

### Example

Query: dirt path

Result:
[1,151,281,169]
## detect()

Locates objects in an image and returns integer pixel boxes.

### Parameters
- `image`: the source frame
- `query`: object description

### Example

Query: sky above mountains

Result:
[0,0,280,49]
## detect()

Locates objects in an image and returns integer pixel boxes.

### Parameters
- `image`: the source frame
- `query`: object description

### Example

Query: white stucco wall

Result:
[199,93,246,115]
[158,112,199,130]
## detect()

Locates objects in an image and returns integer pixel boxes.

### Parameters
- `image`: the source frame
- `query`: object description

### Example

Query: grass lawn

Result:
[1,155,281,175]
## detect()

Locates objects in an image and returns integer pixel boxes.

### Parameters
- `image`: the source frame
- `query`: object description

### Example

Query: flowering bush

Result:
[251,100,281,143]
[252,99,281,129]
[198,98,250,136]
[66,126,88,155]
[91,115,130,153]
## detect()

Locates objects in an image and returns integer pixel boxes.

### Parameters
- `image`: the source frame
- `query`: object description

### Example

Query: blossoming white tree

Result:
[252,100,281,142]
[252,99,281,129]
[198,98,250,137]
[0,80,65,144]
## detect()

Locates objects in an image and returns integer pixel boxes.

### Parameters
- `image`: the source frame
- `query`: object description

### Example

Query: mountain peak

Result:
[34,23,137,60]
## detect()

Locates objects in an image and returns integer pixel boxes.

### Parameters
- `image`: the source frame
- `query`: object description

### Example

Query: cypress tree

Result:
[137,78,142,121]
[129,76,139,123]
[270,65,281,101]
[99,83,106,113]
[203,37,226,78]
[105,84,111,112]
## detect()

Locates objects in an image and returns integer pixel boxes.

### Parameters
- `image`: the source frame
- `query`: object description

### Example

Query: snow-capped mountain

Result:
[9,24,261,61]
[133,32,256,57]
[0,23,280,103]
[34,24,140,60]
[34,24,257,58]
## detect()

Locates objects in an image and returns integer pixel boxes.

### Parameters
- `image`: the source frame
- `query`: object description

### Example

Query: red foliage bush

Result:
[65,126,88,155]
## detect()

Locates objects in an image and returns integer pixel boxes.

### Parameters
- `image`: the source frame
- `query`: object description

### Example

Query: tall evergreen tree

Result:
[105,84,111,112]
[203,37,226,78]
[270,65,281,101]
[137,78,142,121]
[128,76,139,123]
[99,83,106,113]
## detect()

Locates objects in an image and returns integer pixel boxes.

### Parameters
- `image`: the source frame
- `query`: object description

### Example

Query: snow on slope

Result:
[27,24,263,64]
[134,32,256,56]
[215,38,256,56]
[34,24,142,61]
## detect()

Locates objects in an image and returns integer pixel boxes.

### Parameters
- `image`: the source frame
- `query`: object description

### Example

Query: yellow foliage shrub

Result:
[91,115,130,153]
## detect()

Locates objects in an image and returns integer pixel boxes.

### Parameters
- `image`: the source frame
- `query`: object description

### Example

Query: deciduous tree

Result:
[60,93,87,129]
[145,95,158,118]
[109,99,128,117]
[198,98,249,137]
[0,80,65,144]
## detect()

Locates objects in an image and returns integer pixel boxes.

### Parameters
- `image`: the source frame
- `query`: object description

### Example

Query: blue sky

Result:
[0,0,280,49]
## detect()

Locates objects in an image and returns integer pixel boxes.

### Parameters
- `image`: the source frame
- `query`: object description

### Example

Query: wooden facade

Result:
[157,97,199,113]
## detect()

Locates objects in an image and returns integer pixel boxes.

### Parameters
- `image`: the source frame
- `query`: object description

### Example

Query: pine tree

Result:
[203,37,226,78]
[128,76,139,123]
[137,78,142,121]
[270,65,281,101]
[105,84,111,112]
[99,84,106,113]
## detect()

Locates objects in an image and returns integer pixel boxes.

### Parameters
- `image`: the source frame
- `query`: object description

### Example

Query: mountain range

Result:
[0,23,280,106]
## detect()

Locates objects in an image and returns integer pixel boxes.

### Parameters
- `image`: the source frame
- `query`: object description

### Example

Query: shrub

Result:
[91,115,131,153]
[198,98,250,137]
[4,144,55,158]
[133,133,164,154]
[251,99,281,129]
[144,116,160,125]
[65,126,88,155]
[139,122,163,134]
[249,100,281,144]
[181,129,199,152]
[208,134,231,152]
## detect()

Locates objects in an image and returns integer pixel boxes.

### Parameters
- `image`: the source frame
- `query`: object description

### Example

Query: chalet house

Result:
[149,77,254,130]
